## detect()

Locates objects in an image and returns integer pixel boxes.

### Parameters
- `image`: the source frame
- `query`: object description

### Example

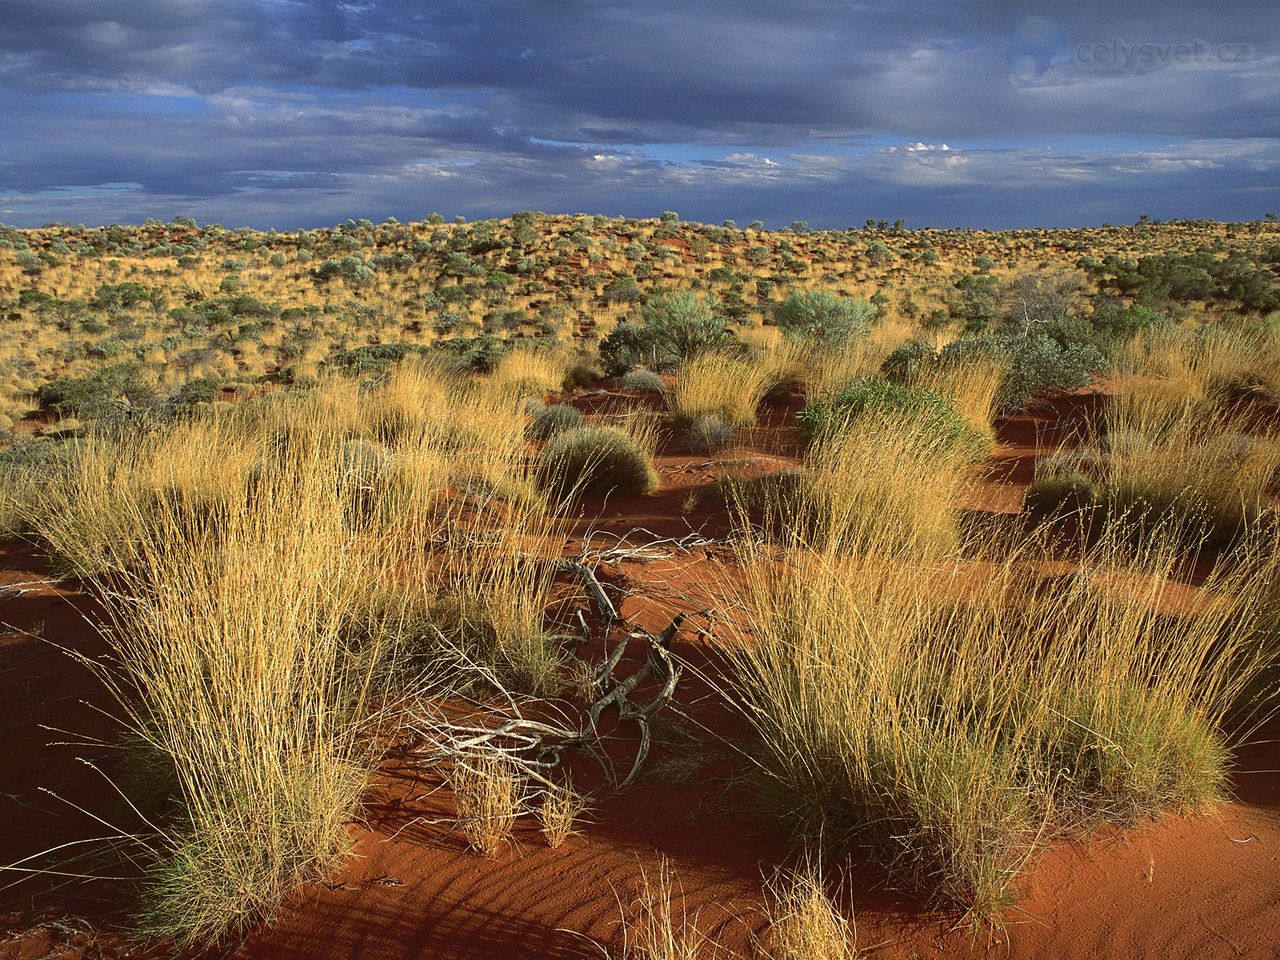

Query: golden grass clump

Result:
[452,751,522,856]
[1030,371,1280,546]
[718,521,1279,916]
[92,449,395,945]
[667,352,776,428]
[619,859,704,960]
[912,354,1009,441]
[735,405,979,560]
[489,346,570,399]
[764,864,859,960]
[538,779,589,849]
[3,368,575,942]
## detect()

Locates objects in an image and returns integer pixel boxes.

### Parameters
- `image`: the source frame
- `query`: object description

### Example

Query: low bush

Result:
[35,362,156,419]
[687,413,734,453]
[528,403,583,440]
[169,377,223,411]
[620,369,666,393]
[536,425,659,497]
[938,332,1106,413]
[598,291,735,374]
[773,290,876,346]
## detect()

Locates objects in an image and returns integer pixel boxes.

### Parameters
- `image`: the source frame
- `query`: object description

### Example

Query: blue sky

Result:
[0,1,1276,229]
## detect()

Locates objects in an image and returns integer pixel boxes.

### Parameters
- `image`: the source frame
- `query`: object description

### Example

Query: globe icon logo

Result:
[1005,17,1070,78]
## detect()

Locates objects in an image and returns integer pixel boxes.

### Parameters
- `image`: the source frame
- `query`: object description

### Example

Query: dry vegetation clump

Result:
[490,346,571,399]
[452,751,523,856]
[619,369,667,393]
[528,402,584,439]
[727,402,981,559]
[3,361,584,943]
[538,779,589,849]
[763,864,859,960]
[537,425,660,498]
[667,351,777,429]
[617,859,705,960]
[89,453,399,945]
[718,518,1280,916]
[1030,329,1280,547]
[911,353,1008,443]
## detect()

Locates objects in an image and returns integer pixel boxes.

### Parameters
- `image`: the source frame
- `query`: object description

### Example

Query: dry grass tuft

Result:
[764,864,859,960]
[538,779,589,849]
[619,859,705,960]
[718,517,1280,916]
[452,751,523,856]
[668,352,776,428]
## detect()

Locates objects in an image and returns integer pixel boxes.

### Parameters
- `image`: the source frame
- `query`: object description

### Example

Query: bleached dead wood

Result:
[411,608,693,791]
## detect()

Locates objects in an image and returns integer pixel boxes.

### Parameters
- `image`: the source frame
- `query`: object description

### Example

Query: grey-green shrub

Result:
[536,426,659,497]
[774,290,876,346]
[687,413,734,453]
[528,403,583,440]
[620,369,666,393]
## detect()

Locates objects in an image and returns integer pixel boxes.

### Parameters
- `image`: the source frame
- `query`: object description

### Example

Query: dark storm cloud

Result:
[0,0,1275,227]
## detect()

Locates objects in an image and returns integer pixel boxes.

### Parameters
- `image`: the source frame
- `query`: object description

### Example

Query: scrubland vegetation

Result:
[0,212,1278,955]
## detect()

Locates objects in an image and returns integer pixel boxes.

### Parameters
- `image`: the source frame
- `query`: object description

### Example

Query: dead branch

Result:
[409,612,695,791]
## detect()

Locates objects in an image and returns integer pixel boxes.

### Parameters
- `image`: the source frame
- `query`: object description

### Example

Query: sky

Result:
[0,1,1276,230]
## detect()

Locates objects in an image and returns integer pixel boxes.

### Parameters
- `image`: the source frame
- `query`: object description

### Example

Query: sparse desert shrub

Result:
[620,369,666,393]
[774,290,876,347]
[599,291,734,374]
[939,332,1106,413]
[537,425,659,498]
[528,403,583,440]
[599,322,660,377]
[686,413,734,453]
[35,362,156,420]
[1089,301,1171,340]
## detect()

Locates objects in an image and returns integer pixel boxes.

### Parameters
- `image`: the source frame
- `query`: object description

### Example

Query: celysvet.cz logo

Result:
[1006,17,1255,79]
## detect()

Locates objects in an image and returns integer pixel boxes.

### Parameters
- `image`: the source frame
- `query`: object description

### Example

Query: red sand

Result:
[3,390,1279,960]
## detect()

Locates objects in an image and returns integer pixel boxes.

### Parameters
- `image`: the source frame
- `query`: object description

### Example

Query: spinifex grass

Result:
[452,751,523,856]
[91,449,395,945]
[739,407,981,559]
[667,352,776,429]
[764,863,859,960]
[14,372,561,944]
[719,503,1279,918]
